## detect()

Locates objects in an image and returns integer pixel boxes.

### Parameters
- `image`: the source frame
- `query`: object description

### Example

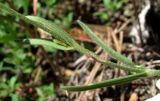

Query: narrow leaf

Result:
[26,16,79,47]
[27,39,74,50]
[77,20,134,66]
[62,72,147,91]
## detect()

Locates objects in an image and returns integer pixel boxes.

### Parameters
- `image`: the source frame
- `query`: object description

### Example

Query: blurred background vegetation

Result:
[0,0,133,100]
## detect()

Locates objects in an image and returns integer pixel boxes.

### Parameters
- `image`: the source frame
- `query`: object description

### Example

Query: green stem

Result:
[62,72,147,91]
[75,47,142,73]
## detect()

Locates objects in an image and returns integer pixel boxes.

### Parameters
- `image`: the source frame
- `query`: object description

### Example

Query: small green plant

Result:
[1,3,160,92]
[36,83,55,101]
[0,1,35,100]
[37,0,73,29]
[0,76,20,100]
[93,0,128,22]
[103,0,127,11]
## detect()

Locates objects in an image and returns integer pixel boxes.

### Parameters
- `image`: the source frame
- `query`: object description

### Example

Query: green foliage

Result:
[0,0,35,74]
[0,0,34,99]
[77,20,134,66]
[61,12,73,29]
[0,5,34,100]
[103,0,127,11]
[0,0,73,99]
[93,12,109,22]
[14,0,30,14]
[36,83,55,101]
[0,21,34,73]
[1,0,160,98]
[27,39,74,51]
[93,0,128,22]
[0,22,33,100]
[37,0,73,29]
[0,76,20,100]
[1,2,160,92]
[45,0,57,6]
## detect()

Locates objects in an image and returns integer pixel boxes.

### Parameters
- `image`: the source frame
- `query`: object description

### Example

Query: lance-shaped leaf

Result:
[78,20,134,66]
[62,72,147,91]
[26,39,74,51]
